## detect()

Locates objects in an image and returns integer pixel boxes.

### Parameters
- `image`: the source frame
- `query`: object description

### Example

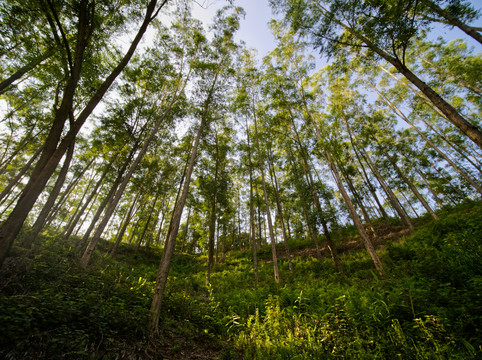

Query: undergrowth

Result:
[0,201,480,359]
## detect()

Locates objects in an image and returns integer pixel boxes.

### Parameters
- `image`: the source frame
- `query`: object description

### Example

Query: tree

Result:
[271,0,482,148]
[0,0,169,268]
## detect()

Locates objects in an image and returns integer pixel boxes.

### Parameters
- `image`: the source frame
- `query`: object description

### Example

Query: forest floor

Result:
[0,200,481,359]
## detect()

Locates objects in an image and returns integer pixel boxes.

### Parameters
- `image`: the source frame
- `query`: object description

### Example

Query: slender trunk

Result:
[0,145,43,203]
[245,117,258,283]
[343,119,390,224]
[206,134,219,284]
[413,166,445,208]
[110,187,142,256]
[290,69,382,273]
[290,123,342,272]
[366,78,482,195]
[341,168,378,239]
[252,114,280,283]
[351,28,482,147]
[267,150,293,272]
[359,146,414,232]
[383,150,438,220]
[77,153,132,253]
[0,46,58,94]
[326,150,384,274]
[137,192,160,249]
[148,115,206,333]
[415,112,482,173]
[63,165,110,238]
[301,206,322,257]
[399,188,420,218]
[45,157,95,228]
[23,142,75,248]
[419,0,482,44]
[180,207,191,253]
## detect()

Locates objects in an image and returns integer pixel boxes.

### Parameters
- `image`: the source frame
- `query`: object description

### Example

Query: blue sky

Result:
[192,0,277,58]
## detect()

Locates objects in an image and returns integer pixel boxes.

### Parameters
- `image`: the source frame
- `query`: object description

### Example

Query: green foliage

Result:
[1,202,481,358]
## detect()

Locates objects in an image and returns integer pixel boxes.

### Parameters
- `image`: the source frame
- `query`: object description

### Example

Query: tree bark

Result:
[267,150,293,272]
[148,115,206,333]
[245,117,258,283]
[0,46,58,94]
[22,142,75,248]
[206,133,220,284]
[0,145,43,204]
[419,0,482,44]
[110,187,142,256]
[252,112,280,283]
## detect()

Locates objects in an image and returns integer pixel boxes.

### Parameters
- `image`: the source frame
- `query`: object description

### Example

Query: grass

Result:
[0,200,480,359]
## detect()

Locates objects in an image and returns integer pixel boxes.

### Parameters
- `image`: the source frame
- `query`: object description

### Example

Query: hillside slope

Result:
[0,201,480,359]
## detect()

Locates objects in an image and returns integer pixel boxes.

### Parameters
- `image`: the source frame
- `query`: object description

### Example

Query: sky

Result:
[190,0,481,68]
[191,0,277,58]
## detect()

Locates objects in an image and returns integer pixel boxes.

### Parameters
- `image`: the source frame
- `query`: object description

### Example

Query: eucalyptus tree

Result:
[0,0,171,267]
[269,24,384,273]
[80,10,201,267]
[234,50,281,283]
[198,121,234,283]
[271,0,482,148]
[149,6,243,332]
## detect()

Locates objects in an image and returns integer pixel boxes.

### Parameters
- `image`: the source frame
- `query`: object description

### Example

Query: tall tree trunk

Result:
[180,207,191,254]
[290,71,382,273]
[22,142,75,248]
[245,118,258,283]
[290,124,343,273]
[0,145,43,203]
[419,0,482,44]
[110,186,142,256]
[359,146,414,232]
[148,115,206,333]
[77,152,133,253]
[340,167,379,239]
[63,164,110,239]
[137,192,160,250]
[383,149,439,220]
[206,133,220,284]
[325,150,384,274]
[413,165,445,208]
[252,113,280,283]
[346,25,482,147]
[45,157,95,228]
[267,150,293,272]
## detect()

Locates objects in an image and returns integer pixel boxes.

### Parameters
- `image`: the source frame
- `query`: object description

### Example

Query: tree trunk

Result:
[148,115,206,333]
[366,78,482,195]
[351,27,482,147]
[137,192,160,250]
[253,113,280,283]
[420,0,482,44]
[384,150,439,220]
[206,133,220,284]
[110,187,142,256]
[0,145,43,203]
[180,207,191,253]
[267,150,293,272]
[0,46,58,94]
[22,142,75,248]
[245,118,258,283]
[325,150,384,274]
[63,164,110,238]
